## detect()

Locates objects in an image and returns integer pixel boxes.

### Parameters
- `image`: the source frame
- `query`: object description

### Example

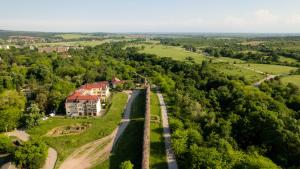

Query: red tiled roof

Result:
[66,92,99,102]
[79,81,109,90]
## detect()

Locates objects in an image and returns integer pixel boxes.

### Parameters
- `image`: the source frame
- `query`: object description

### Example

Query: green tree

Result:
[119,160,134,169]
[14,139,48,169]
[21,103,43,128]
[0,90,25,131]
[0,134,14,153]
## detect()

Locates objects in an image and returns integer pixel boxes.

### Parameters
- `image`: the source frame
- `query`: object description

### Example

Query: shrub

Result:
[0,134,14,153]
[119,160,134,169]
[14,139,48,169]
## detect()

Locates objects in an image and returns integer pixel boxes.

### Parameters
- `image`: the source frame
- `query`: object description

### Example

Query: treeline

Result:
[0,44,138,168]
[100,42,300,169]
[1,41,300,168]
[0,46,137,132]
[159,37,300,67]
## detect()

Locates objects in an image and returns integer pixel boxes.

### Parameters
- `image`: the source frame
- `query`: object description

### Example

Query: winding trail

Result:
[58,90,139,169]
[42,148,57,169]
[204,55,280,87]
[157,91,178,169]
[4,129,58,169]
[253,74,278,87]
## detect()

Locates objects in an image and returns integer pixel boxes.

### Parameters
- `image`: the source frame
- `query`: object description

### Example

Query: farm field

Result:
[54,34,97,40]
[36,38,131,47]
[281,75,300,88]
[279,56,299,64]
[27,92,128,168]
[214,63,265,83]
[138,44,208,64]
[149,91,168,169]
[237,63,297,75]
[95,90,145,169]
[214,56,245,63]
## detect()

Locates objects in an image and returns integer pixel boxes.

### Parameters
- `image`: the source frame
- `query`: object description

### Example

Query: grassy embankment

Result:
[149,91,168,169]
[27,92,128,167]
[95,90,146,169]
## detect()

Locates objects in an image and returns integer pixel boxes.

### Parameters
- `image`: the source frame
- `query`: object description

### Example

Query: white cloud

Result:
[1,9,300,33]
[253,9,278,24]
[286,15,300,24]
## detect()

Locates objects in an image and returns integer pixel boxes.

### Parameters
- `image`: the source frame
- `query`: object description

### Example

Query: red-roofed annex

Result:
[65,81,110,116]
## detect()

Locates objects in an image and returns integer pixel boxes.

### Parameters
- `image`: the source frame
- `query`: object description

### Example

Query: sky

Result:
[1,0,300,33]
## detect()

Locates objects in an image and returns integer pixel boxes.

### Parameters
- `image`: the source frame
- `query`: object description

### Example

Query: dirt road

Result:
[253,74,277,87]
[6,130,30,141]
[157,91,178,169]
[42,148,57,169]
[4,130,57,169]
[58,90,139,169]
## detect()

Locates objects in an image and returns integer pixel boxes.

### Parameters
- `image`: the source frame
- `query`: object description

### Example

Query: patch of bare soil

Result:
[46,122,91,137]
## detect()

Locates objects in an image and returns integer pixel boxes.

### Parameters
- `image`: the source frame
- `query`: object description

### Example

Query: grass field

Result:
[27,92,128,167]
[280,75,300,88]
[54,34,96,40]
[95,90,145,169]
[136,44,208,64]
[217,57,245,63]
[150,91,168,169]
[238,63,297,75]
[36,38,132,47]
[214,63,264,83]
[36,39,112,47]
[279,56,299,64]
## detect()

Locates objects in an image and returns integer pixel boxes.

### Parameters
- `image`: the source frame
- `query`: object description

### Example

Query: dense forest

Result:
[1,40,300,168]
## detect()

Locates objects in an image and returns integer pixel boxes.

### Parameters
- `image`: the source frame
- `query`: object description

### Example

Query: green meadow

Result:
[281,75,300,88]
[138,44,208,64]
[238,63,297,74]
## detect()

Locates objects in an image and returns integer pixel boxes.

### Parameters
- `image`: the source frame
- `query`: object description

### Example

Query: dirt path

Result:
[253,74,278,87]
[42,148,57,169]
[157,91,178,169]
[205,56,280,87]
[4,129,57,169]
[6,130,30,141]
[58,90,139,169]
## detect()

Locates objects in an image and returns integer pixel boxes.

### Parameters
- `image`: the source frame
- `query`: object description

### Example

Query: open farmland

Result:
[138,44,208,64]
[37,38,132,47]
[237,63,297,75]
[54,34,97,40]
[281,75,300,88]
[279,56,299,64]
[213,63,264,83]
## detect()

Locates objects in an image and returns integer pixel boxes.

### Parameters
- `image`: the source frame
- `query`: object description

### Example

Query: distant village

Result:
[0,35,84,54]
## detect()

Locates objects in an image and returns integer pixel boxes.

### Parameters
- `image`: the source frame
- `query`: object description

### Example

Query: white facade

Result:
[65,99,101,117]
[65,81,111,116]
